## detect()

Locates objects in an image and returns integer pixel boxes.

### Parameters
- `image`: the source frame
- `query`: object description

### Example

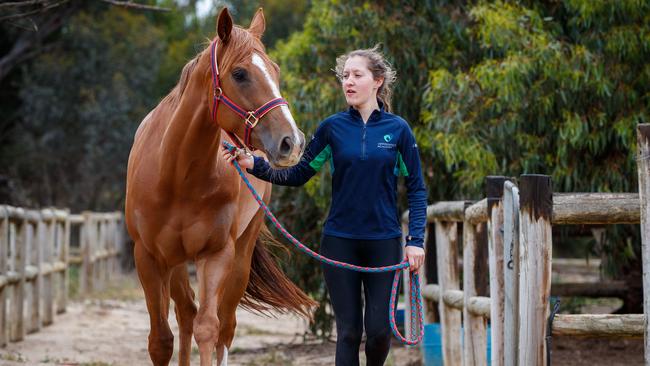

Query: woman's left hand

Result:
[405,246,425,272]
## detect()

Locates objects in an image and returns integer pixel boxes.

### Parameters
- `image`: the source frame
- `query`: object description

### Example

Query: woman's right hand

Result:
[221,146,254,170]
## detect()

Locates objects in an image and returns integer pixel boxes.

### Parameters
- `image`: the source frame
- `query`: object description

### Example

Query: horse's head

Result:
[211,8,305,167]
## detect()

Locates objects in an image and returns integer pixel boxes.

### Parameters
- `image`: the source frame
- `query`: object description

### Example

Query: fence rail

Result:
[402,124,650,365]
[0,205,123,346]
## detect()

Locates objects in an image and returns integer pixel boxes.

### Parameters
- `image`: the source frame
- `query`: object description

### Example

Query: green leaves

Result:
[13,7,165,210]
[421,0,648,197]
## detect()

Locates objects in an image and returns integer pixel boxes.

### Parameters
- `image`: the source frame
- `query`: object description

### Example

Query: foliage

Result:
[0,1,210,210]
[218,0,312,48]
[266,0,650,331]
[421,0,650,196]
[420,0,649,311]
[4,7,163,211]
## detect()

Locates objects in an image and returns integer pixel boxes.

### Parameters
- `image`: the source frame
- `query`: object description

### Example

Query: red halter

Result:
[209,39,289,150]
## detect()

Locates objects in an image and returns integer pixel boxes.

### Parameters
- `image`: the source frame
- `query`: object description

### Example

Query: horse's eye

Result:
[231,68,248,82]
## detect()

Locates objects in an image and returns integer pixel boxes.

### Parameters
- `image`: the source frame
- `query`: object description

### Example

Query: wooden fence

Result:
[0,205,123,346]
[402,124,650,365]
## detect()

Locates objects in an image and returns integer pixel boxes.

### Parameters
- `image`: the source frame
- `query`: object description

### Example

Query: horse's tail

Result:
[240,224,316,319]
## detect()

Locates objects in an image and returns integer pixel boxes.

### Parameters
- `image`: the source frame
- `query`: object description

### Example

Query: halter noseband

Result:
[210,39,289,150]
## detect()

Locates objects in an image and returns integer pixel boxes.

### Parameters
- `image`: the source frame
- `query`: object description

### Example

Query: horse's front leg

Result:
[170,264,197,366]
[134,242,173,366]
[215,210,265,365]
[193,237,235,366]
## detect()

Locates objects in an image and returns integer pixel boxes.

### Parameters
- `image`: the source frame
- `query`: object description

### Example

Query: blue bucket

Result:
[421,323,491,366]
[422,323,444,365]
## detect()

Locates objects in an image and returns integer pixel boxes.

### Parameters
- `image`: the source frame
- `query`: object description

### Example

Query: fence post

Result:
[435,220,462,365]
[10,210,26,341]
[41,210,54,326]
[96,218,103,291]
[487,176,507,366]
[113,215,122,279]
[100,218,108,289]
[58,211,70,313]
[26,212,41,334]
[463,220,488,366]
[0,206,8,346]
[424,222,439,323]
[636,124,650,365]
[108,217,115,281]
[503,181,520,366]
[80,211,92,295]
[517,174,553,366]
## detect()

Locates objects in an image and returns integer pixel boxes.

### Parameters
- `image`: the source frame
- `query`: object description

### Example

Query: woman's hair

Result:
[335,45,397,112]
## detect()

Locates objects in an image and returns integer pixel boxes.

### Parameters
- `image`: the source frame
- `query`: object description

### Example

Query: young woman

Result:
[223,46,427,366]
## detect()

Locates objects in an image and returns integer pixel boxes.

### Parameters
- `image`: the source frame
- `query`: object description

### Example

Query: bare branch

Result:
[0,1,52,9]
[0,0,68,22]
[5,18,39,31]
[0,2,79,81]
[99,0,171,12]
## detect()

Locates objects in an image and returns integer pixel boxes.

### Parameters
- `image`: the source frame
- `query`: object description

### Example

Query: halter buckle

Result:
[214,87,223,100]
[245,112,259,129]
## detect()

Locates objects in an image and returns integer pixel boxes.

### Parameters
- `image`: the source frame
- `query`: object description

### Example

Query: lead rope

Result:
[546,297,561,366]
[223,141,424,345]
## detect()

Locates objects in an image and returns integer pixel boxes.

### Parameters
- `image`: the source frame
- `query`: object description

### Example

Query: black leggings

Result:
[320,234,402,366]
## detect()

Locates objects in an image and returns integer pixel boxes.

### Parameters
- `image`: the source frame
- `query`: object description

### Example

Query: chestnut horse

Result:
[125,8,314,366]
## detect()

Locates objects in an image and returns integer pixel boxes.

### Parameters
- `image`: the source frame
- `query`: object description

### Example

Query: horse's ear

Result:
[249,8,265,39]
[217,8,233,43]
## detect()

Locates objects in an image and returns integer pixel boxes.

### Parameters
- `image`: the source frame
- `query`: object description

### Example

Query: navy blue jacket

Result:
[248,104,428,248]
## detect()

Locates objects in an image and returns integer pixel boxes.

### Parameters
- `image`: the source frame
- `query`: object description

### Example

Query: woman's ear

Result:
[374,76,385,90]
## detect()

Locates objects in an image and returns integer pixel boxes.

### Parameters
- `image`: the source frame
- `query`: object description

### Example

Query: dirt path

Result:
[0,274,421,366]
[0,273,642,366]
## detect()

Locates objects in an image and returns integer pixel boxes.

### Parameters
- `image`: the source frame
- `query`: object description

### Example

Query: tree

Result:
[421,0,649,312]
[0,0,169,83]
[0,0,179,206]
[5,7,165,211]
[267,0,649,332]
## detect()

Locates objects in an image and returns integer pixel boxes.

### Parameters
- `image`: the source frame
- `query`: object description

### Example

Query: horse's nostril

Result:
[279,136,293,156]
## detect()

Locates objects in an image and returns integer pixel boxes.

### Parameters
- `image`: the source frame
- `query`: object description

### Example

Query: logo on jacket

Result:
[378,133,396,149]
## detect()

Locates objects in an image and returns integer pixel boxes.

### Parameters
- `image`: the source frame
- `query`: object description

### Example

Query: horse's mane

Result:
[162,56,201,107]
[161,26,269,109]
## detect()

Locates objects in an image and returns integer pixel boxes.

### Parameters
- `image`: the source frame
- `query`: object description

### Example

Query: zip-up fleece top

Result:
[248,104,428,248]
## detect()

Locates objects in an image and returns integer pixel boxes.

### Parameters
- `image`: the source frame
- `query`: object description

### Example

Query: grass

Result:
[0,352,25,362]
[244,350,292,366]
[86,273,144,301]
[68,268,143,302]
[237,325,279,336]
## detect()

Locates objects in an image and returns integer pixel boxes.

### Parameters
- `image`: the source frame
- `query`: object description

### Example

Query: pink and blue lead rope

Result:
[223,141,424,345]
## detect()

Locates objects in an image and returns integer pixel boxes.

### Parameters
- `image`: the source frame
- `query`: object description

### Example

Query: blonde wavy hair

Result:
[335,45,397,112]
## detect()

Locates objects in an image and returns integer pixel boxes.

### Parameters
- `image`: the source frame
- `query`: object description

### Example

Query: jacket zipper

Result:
[361,123,367,160]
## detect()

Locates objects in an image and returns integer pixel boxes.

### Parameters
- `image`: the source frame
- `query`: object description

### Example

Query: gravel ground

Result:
[0,273,421,366]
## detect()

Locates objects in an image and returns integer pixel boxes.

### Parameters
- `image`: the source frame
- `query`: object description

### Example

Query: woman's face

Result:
[341,56,383,108]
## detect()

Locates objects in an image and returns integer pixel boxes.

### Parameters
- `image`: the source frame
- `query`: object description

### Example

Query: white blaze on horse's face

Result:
[251,53,303,165]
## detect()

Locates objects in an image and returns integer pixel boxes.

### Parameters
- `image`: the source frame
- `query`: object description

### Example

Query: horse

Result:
[125,8,314,366]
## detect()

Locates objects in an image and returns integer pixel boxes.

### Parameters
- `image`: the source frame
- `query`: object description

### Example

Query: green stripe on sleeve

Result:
[308,145,332,172]
[395,152,409,177]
